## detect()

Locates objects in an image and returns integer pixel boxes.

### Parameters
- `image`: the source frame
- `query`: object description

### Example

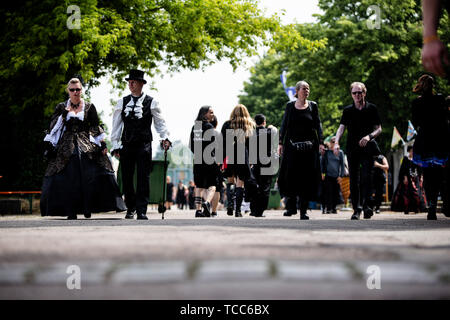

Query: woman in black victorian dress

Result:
[40,78,126,219]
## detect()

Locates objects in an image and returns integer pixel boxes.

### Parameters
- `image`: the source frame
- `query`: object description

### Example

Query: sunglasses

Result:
[352,91,363,95]
[69,88,82,92]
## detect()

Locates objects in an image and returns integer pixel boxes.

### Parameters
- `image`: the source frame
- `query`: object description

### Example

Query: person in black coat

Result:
[190,106,218,217]
[249,114,277,217]
[411,74,449,220]
[278,81,325,220]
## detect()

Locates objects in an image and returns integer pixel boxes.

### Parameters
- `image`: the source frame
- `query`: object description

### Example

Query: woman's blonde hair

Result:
[66,78,83,92]
[294,80,309,98]
[229,104,255,141]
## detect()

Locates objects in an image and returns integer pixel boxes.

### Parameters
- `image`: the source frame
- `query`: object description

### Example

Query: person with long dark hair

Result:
[411,74,449,220]
[190,106,217,217]
[278,81,325,220]
[41,78,126,219]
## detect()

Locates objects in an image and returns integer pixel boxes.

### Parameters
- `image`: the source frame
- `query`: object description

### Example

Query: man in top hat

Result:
[111,69,171,220]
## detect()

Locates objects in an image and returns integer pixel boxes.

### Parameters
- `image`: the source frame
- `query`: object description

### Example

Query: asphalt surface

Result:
[1,209,449,299]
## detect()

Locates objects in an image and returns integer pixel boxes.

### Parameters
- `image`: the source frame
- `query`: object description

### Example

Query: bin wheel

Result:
[158,204,166,214]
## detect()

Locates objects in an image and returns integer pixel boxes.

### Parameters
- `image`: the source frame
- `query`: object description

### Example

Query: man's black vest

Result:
[121,94,153,144]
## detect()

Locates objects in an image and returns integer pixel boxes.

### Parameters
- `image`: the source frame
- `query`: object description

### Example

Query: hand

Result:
[359,135,370,147]
[333,143,340,156]
[161,139,172,151]
[337,177,342,184]
[278,144,283,156]
[112,150,120,159]
[403,176,408,185]
[422,40,449,78]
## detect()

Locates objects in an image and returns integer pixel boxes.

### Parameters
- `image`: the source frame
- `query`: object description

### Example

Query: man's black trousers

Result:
[120,142,152,215]
[347,151,374,212]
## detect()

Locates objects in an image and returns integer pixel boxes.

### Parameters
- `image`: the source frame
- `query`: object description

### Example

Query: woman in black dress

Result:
[41,78,126,219]
[221,104,255,217]
[391,146,427,214]
[190,106,217,217]
[278,81,325,220]
[411,75,449,220]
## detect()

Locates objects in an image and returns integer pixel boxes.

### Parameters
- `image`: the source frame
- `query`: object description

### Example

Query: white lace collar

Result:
[124,93,145,119]
[65,99,85,121]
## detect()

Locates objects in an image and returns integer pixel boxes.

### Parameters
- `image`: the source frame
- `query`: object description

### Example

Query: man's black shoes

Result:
[363,208,373,219]
[125,210,135,219]
[351,209,362,220]
[136,213,148,220]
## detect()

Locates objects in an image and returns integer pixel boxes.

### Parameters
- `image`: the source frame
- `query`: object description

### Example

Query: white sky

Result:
[90,0,321,147]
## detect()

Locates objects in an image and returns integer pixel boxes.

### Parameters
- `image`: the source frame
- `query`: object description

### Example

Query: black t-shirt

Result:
[340,102,381,152]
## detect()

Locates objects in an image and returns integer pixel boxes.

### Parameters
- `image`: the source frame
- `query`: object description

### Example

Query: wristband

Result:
[423,34,440,44]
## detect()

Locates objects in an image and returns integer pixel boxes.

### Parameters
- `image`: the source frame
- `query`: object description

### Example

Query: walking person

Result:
[176,181,187,210]
[165,176,175,210]
[111,69,171,220]
[411,74,449,220]
[372,153,389,213]
[188,180,196,209]
[391,146,427,214]
[41,77,127,219]
[321,136,345,214]
[221,104,256,217]
[333,82,382,220]
[190,106,217,217]
[278,81,325,220]
[249,114,277,217]
[210,115,223,217]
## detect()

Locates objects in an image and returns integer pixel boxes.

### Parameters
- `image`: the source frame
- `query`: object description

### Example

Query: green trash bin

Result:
[267,189,281,209]
[117,160,168,208]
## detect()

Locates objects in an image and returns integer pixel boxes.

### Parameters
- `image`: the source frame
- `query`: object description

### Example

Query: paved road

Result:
[1,209,449,299]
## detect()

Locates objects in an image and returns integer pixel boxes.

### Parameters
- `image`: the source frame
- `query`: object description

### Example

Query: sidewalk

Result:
[1,209,449,299]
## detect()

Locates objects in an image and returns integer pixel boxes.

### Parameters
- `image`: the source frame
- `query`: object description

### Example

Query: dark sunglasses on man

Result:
[69,88,82,92]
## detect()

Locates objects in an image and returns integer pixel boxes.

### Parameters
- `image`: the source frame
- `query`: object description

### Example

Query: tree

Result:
[240,0,450,153]
[0,0,293,190]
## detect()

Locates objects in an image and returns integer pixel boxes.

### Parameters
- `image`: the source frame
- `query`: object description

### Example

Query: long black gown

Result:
[40,101,127,217]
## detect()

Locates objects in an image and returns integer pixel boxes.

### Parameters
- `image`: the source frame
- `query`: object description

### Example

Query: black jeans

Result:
[423,165,448,211]
[250,166,272,216]
[347,151,374,212]
[120,142,152,215]
[324,176,340,211]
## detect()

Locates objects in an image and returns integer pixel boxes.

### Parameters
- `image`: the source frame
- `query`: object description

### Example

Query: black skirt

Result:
[278,142,321,200]
[40,148,127,217]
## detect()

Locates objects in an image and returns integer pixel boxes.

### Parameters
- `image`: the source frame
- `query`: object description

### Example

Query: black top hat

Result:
[125,69,147,84]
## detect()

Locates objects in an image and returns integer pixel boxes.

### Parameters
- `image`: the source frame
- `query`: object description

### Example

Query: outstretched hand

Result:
[161,139,172,151]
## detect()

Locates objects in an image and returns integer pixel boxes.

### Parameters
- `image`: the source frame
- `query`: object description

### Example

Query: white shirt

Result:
[110,93,170,152]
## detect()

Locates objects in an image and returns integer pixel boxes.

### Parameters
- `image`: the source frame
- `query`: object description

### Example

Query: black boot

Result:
[125,210,135,219]
[351,208,362,220]
[226,183,235,216]
[299,201,309,220]
[235,187,244,218]
[427,203,437,220]
[202,201,211,217]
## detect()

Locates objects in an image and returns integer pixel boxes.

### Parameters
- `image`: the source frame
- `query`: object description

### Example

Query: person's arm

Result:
[421,0,449,77]
[151,99,171,149]
[278,104,290,156]
[110,98,124,156]
[312,102,325,153]
[333,124,346,156]
[359,124,382,147]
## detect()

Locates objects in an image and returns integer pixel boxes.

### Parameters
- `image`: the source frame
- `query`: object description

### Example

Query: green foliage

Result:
[240,0,450,154]
[0,0,288,190]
